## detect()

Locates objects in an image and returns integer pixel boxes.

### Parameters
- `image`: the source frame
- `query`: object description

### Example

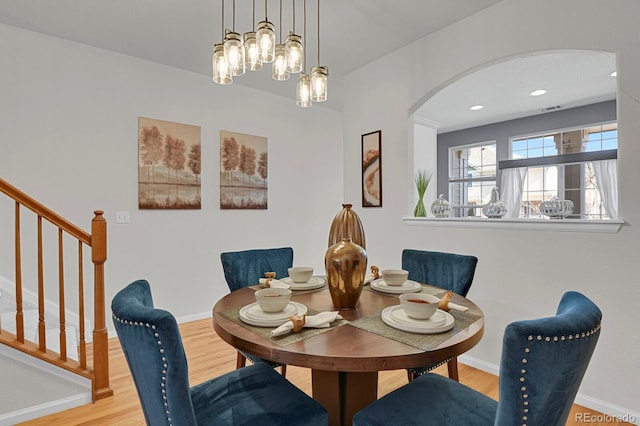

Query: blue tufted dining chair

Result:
[112,279,328,426]
[401,249,478,382]
[353,291,602,426]
[220,247,293,375]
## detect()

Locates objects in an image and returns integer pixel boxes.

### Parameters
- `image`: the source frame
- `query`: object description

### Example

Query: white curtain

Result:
[500,167,527,219]
[591,159,618,219]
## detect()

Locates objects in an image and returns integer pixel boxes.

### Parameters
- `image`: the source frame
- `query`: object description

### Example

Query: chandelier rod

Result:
[279,0,283,43]
[292,0,296,33]
[303,0,306,71]
[317,0,320,64]
[232,0,236,32]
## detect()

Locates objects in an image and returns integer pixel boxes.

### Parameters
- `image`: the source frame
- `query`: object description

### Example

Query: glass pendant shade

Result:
[311,65,328,102]
[243,32,262,71]
[256,20,276,63]
[285,33,303,74]
[224,32,245,76]
[296,73,312,107]
[212,43,232,85]
[272,44,289,81]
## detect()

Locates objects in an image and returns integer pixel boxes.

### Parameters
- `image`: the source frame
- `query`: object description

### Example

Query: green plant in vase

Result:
[414,169,432,217]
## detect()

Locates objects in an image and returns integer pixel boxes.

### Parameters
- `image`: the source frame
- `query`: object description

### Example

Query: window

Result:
[448,141,496,217]
[508,123,617,219]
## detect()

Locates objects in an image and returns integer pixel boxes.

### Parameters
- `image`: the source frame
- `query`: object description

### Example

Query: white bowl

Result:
[255,288,292,312]
[381,269,409,286]
[288,266,314,283]
[399,293,440,319]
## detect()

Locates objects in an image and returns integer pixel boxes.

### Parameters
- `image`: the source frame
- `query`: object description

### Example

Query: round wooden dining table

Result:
[212,284,484,426]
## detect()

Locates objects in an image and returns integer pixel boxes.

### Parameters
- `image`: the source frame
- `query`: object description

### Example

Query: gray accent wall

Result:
[435,100,617,196]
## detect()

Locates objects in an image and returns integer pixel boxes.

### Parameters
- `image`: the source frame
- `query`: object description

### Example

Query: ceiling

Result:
[0,0,503,111]
[416,50,617,133]
[0,1,617,132]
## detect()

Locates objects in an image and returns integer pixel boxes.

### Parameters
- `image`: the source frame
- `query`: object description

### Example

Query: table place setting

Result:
[370,278,422,294]
[363,268,471,313]
[282,266,327,290]
[367,268,421,294]
[238,300,308,327]
[350,291,482,351]
[218,286,347,346]
[380,294,455,334]
[280,276,327,290]
[251,267,327,292]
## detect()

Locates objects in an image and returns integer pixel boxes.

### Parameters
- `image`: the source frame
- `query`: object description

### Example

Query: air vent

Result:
[541,105,563,112]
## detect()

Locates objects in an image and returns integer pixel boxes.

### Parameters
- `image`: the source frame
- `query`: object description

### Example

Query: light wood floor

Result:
[17,318,628,425]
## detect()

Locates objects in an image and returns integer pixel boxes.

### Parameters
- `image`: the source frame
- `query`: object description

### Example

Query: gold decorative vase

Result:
[328,203,366,249]
[325,237,367,309]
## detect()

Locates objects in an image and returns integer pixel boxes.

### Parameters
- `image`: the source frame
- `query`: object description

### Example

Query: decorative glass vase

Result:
[328,203,366,249]
[482,187,507,218]
[325,237,367,309]
[431,194,451,218]
[540,197,574,219]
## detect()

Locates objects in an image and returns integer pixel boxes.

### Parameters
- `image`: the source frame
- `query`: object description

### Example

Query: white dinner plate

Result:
[370,279,421,294]
[245,302,299,321]
[391,307,447,327]
[239,301,308,327]
[281,276,326,290]
[381,306,454,334]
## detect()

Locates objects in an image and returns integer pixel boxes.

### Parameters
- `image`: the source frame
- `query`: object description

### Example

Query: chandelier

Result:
[212,0,328,107]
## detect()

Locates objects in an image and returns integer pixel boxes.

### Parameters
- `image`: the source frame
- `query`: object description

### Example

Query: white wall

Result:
[343,0,639,418]
[0,24,343,322]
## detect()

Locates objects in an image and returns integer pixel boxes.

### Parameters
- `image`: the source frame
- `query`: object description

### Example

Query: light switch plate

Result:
[115,211,130,224]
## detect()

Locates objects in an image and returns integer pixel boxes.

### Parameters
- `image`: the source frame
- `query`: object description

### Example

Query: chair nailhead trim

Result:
[112,313,174,426]
[521,323,601,426]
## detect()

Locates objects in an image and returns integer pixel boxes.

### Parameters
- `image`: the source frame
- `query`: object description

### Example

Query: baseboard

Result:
[572,394,639,425]
[459,354,639,425]
[458,353,500,376]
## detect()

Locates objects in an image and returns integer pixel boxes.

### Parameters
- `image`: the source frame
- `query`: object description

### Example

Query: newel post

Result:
[91,210,113,400]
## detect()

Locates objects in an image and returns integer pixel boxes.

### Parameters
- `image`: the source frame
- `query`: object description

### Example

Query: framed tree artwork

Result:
[362,130,382,207]
[220,130,268,209]
[138,117,201,209]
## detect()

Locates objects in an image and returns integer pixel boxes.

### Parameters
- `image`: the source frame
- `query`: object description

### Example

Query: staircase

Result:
[0,178,112,416]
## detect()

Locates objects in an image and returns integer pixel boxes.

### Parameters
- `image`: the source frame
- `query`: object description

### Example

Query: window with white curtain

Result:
[503,123,617,219]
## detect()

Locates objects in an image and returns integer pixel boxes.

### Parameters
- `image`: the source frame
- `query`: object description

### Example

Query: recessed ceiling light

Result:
[469,105,484,111]
[530,89,547,97]
[610,71,617,77]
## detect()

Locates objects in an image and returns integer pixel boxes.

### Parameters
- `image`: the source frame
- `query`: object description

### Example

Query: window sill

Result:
[402,217,625,233]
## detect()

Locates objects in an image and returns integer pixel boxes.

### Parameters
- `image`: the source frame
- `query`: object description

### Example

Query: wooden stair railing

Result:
[0,178,112,401]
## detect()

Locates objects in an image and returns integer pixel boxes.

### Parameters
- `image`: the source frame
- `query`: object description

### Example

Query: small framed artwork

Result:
[362,130,382,207]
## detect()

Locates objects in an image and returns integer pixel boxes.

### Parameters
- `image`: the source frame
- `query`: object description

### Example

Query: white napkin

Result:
[270,311,343,337]
[446,302,468,312]
[258,278,290,289]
